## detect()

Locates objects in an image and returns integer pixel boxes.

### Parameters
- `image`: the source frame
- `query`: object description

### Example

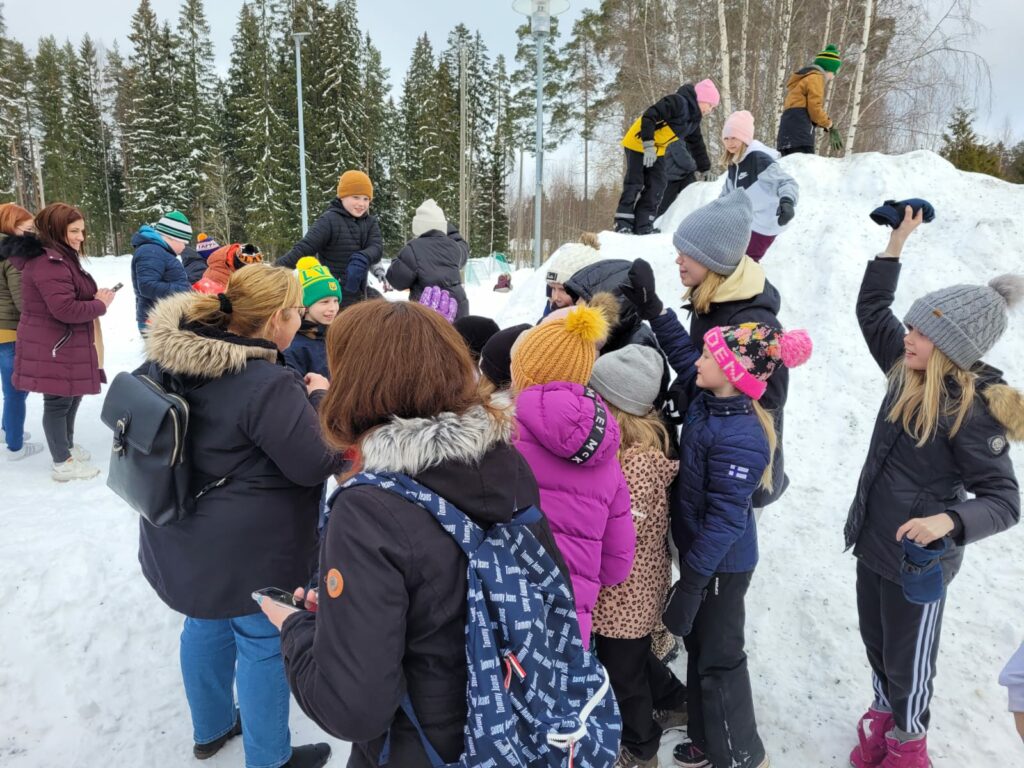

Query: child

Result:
[510,303,636,648]
[621,258,812,768]
[777,44,842,156]
[846,207,1022,768]
[193,243,263,295]
[182,232,220,283]
[589,343,688,768]
[720,110,799,261]
[277,170,384,307]
[283,257,341,379]
[386,199,470,319]
[453,315,499,362]
[543,233,602,315]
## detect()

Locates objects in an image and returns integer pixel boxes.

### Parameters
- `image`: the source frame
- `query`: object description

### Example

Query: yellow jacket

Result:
[621,117,678,155]
[782,69,832,129]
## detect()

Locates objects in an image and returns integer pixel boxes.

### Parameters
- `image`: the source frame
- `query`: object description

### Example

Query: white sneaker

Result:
[1,429,31,442]
[70,444,91,462]
[51,458,100,482]
[6,442,44,461]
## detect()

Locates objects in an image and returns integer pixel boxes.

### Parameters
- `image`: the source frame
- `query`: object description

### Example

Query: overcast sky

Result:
[4,0,1022,140]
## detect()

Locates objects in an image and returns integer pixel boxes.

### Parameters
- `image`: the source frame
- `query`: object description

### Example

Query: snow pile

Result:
[3,151,1023,766]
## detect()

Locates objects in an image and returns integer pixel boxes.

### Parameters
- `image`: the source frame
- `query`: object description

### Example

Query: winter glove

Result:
[642,140,658,168]
[371,263,392,292]
[344,252,369,295]
[662,564,710,637]
[776,197,796,226]
[869,199,936,228]
[828,126,844,152]
[418,285,457,322]
[619,258,664,321]
[900,536,948,605]
[697,170,718,182]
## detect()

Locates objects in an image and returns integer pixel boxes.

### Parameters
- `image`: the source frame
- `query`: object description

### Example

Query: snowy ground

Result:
[2,150,1023,767]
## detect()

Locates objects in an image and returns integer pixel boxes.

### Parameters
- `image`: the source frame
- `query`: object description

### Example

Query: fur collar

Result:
[983,384,1024,442]
[0,232,45,263]
[144,292,279,378]
[361,394,515,476]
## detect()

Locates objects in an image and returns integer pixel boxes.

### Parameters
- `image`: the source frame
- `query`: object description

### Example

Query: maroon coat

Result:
[9,236,107,396]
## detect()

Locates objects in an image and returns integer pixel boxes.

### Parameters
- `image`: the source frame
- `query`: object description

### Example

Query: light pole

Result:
[293,31,311,233]
[512,0,569,269]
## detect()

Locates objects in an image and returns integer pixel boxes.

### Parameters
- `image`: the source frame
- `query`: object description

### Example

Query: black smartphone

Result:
[252,587,307,611]
[111,282,124,292]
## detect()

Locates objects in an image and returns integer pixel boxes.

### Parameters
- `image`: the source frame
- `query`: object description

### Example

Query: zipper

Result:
[139,375,189,466]
[51,328,72,358]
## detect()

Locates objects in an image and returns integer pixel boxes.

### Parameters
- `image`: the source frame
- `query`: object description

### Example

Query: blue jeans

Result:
[180,613,292,768]
[0,342,28,451]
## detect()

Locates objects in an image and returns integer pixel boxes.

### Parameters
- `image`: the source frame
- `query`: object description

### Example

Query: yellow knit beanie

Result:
[511,304,609,391]
[336,170,373,200]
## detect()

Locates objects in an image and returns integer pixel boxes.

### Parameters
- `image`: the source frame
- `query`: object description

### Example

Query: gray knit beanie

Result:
[903,275,1024,368]
[589,344,664,416]
[672,191,753,275]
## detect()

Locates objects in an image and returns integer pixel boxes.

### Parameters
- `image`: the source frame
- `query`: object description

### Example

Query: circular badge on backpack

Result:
[326,568,344,598]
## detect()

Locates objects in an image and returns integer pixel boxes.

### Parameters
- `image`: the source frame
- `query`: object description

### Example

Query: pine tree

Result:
[398,34,439,231]
[940,107,1001,178]
[0,20,37,206]
[176,0,218,229]
[475,53,513,257]
[32,36,70,204]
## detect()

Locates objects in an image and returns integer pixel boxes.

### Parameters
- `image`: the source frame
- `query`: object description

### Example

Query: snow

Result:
[3,150,1023,767]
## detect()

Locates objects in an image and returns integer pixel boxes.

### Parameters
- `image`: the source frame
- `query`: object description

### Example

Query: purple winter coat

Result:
[514,381,635,646]
[10,238,107,396]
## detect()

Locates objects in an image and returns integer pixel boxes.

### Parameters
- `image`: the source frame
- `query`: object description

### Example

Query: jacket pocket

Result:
[52,327,72,358]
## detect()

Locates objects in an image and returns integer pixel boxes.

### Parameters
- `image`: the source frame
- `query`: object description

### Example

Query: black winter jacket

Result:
[137,294,343,619]
[386,230,470,319]
[277,198,384,293]
[664,139,697,182]
[844,258,1021,584]
[280,402,569,768]
[283,322,329,379]
[640,84,711,173]
[180,245,208,284]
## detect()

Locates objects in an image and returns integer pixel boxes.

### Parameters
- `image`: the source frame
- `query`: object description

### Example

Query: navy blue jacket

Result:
[131,225,192,325]
[283,323,329,379]
[652,309,770,576]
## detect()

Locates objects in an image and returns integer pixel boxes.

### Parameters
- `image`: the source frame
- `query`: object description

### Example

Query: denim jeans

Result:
[0,342,28,451]
[180,613,292,768]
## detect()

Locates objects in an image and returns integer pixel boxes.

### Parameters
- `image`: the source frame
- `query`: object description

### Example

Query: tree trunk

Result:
[716,0,732,116]
[845,0,874,155]
[738,0,750,107]
[773,0,794,129]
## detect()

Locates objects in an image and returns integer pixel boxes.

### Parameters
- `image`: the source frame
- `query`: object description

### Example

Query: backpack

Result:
[100,370,227,526]
[344,471,621,768]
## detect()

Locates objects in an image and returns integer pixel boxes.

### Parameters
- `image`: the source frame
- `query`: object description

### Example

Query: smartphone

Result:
[252,587,308,611]
[111,282,124,292]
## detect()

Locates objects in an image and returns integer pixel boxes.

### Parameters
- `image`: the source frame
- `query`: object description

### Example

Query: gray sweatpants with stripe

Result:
[856,560,946,734]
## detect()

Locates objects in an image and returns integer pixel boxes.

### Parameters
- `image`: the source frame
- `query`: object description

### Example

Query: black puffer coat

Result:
[277,198,384,291]
[137,293,344,619]
[386,231,470,319]
[844,258,1021,584]
[180,245,208,284]
[639,84,711,173]
[280,401,569,768]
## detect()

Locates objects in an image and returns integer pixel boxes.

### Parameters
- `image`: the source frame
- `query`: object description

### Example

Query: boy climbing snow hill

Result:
[777,44,843,156]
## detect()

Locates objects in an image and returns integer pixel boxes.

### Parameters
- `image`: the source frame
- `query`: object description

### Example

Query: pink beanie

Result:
[694,79,720,108]
[722,110,755,145]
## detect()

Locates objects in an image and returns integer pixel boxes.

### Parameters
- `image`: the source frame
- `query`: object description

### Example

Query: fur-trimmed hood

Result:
[144,292,279,378]
[360,394,515,477]
[984,384,1024,442]
[0,232,46,268]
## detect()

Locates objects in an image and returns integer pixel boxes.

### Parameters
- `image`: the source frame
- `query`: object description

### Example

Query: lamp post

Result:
[512,0,569,269]
[293,31,311,233]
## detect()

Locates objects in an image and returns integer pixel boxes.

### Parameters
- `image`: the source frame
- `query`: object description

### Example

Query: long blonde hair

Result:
[752,401,778,491]
[886,349,976,447]
[607,403,671,458]
[184,263,302,338]
[720,141,747,167]
[684,270,727,315]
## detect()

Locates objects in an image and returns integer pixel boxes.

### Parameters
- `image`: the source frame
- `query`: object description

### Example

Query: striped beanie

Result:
[154,210,192,242]
[814,44,842,74]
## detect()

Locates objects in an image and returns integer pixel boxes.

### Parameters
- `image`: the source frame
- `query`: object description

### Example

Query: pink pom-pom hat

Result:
[703,323,812,400]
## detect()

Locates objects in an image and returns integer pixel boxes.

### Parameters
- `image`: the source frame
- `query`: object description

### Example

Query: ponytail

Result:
[184,263,301,337]
[752,401,778,492]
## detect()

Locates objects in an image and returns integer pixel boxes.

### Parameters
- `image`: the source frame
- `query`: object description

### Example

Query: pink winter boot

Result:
[881,732,931,768]
[849,709,895,768]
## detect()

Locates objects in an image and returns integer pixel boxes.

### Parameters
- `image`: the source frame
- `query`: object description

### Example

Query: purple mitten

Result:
[419,286,457,322]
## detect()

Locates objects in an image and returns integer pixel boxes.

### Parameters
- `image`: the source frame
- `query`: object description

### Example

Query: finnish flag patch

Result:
[728,464,750,480]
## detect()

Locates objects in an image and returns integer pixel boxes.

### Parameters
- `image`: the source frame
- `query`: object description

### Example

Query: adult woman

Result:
[262,300,567,768]
[139,264,341,768]
[0,203,43,460]
[9,203,114,480]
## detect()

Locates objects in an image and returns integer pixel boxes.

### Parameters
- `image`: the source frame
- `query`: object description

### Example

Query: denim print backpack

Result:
[344,472,621,768]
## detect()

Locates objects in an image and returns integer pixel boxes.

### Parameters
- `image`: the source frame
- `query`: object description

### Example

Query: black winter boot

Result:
[193,711,241,759]
[283,743,332,768]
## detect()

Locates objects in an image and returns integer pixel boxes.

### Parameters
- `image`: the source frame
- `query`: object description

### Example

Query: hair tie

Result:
[217,293,233,314]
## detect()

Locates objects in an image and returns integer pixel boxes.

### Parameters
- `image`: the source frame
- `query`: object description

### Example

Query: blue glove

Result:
[900,536,948,605]
[662,564,710,637]
[345,253,369,294]
[869,199,935,228]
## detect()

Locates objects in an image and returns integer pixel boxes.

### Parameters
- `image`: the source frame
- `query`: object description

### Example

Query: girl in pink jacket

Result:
[510,303,636,647]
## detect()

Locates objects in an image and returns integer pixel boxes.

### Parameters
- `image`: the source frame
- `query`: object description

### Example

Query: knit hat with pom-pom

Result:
[511,303,609,391]
[545,232,602,286]
[703,323,812,400]
[903,275,1024,369]
[296,256,342,306]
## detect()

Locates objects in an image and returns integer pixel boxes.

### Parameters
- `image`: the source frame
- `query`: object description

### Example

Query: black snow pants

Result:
[614,148,667,234]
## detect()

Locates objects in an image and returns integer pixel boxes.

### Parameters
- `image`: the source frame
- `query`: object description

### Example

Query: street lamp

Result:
[293,31,311,233]
[512,0,569,269]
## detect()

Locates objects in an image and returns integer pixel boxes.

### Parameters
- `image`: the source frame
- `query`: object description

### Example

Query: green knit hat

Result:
[814,44,842,74]
[153,210,192,242]
[296,256,342,307]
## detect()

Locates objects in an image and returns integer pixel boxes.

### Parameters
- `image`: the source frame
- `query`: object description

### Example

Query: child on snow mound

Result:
[846,206,1022,768]
[589,343,688,768]
[283,257,341,379]
[193,242,263,295]
[543,233,603,315]
[777,44,843,156]
[510,303,636,648]
[720,110,799,261]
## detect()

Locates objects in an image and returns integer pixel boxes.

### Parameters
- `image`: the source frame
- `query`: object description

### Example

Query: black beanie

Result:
[479,323,532,388]
[453,315,500,360]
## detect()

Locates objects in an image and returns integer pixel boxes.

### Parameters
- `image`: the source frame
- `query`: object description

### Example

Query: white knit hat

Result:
[545,241,602,286]
[411,199,447,237]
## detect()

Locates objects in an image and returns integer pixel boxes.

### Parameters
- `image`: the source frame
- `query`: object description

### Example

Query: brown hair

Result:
[320,300,483,453]
[35,203,84,250]
[184,263,302,338]
[0,203,33,236]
